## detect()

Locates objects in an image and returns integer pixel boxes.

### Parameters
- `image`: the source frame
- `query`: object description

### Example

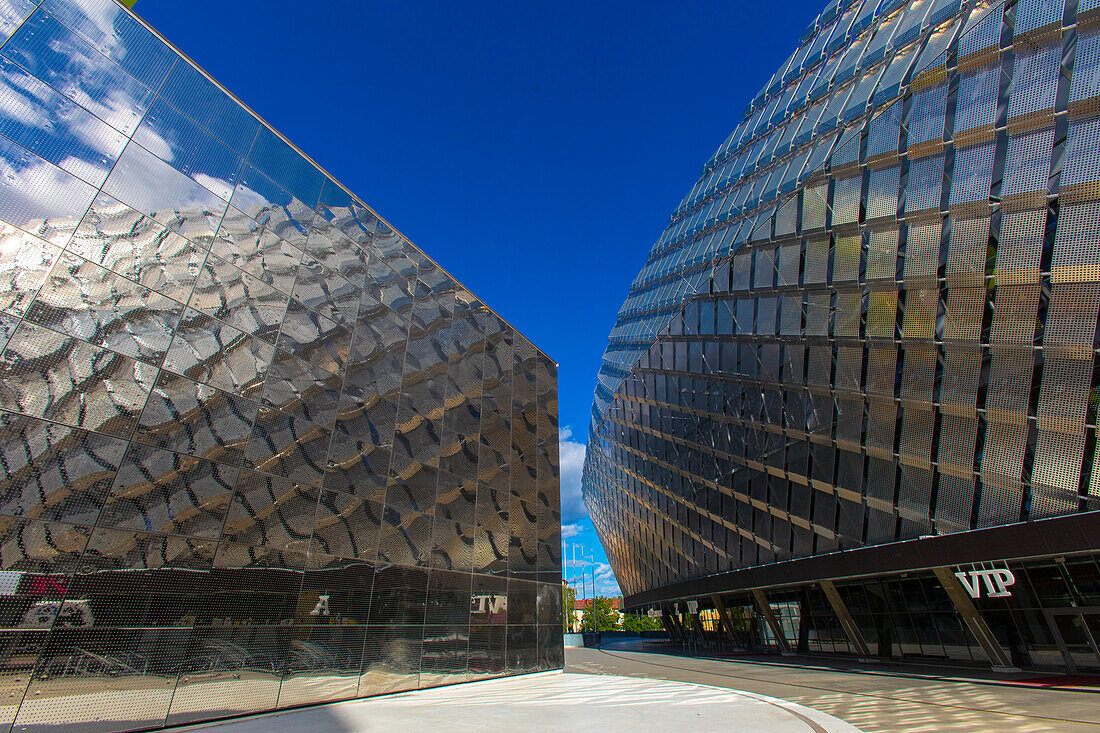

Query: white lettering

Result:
[955,571,982,598]
[470,594,507,615]
[988,569,1016,597]
[310,595,330,616]
[979,571,1000,597]
[954,568,1016,599]
[486,595,507,614]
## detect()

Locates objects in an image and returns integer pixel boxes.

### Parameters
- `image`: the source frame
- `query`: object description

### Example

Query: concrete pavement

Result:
[569,638,1100,732]
[184,671,862,732]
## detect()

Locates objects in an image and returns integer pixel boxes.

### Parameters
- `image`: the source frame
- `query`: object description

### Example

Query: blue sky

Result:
[137,0,822,597]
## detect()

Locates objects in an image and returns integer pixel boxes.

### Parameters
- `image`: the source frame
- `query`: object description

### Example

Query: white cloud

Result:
[593,562,622,597]
[0,151,98,235]
[57,156,111,188]
[559,426,587,521]
[561,523,583,539]
[564,559,621,598]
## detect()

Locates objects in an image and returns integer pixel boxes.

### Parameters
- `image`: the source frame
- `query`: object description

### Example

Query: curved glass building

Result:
[0,0,562,730]
[584,0,1100,670]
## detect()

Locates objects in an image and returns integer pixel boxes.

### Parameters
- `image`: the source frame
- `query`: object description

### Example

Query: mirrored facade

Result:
[0,0,562,730]
[585,0,1100,671]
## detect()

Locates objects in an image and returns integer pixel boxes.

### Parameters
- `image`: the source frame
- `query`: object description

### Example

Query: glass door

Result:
[1048,609,1100,672]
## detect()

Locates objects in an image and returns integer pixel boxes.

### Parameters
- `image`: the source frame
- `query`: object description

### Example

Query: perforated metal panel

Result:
[946,216,990,284]
[997,209,1046,279]
[1011,45,1061,122]
[834,234,863,282]
[866,290,899,337]
[867,227,899,280]
[833,175,864,225]
[868,166,901,219]
[805,236,831,283]
[908,85,948,147]
[1070,28,1100,106]
[0,3,564,730]
[1014,0,1065,36]
[906,155,945,213]
[902,289,938,340]
[990,285,1040,343]
[1062,119,1100,189]
[1003,128,1055,196]
[584,0,1100,607]
[948,143,995,205]
[954,66,999,134]
[903,221,941,280]
[943,288,984,341]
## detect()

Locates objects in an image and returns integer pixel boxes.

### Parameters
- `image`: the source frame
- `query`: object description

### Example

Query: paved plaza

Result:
[183,670,861,732]
[173,637,1100,732]
[568,639,1100,732]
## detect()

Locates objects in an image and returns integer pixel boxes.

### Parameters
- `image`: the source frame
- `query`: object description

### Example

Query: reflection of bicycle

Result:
[173,640,277,678]
[55,605,88,627]
[19,600,93,629]
[285,640,337,672]
[29,606,55,627]
[39,648,146,680]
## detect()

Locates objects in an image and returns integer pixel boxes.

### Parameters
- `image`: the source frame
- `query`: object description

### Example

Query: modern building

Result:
[584,0,1100,672]
[0,0,562,731]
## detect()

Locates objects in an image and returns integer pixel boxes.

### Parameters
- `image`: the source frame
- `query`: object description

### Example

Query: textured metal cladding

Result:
[0,0,562,730]
[585,0,1100,600]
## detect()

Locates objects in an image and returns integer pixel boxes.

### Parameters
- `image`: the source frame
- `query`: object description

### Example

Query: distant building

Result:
[585,0,1100,673]
[569,597,624,632]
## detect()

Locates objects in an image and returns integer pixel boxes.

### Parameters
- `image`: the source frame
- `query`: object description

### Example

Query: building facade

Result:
[584,0,1100,672]
[0,0,562,731]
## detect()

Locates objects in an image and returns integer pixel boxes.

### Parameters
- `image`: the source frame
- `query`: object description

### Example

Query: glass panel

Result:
[3,11,155,136]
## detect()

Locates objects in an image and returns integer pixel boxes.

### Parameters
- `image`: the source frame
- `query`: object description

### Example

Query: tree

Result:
[621,613,662,633]
[562,584,576,633]
[581,596,619,632]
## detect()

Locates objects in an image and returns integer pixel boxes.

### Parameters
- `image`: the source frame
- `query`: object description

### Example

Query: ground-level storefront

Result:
[628,513,1100,672]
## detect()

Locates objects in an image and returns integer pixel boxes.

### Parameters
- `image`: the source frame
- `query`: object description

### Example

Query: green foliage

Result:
[726,604,749,631]
[581,596,620,632]
[562,584,576,633]
[621,613,662,633]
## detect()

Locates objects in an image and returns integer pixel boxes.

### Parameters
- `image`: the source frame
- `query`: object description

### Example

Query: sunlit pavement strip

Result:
[189,672,864,733]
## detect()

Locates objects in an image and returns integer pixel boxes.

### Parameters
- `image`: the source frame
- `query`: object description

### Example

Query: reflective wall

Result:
[0,0,562,730]
[585,0,1100,599]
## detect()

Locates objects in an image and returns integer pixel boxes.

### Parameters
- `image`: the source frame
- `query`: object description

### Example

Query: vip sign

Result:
[471,594,507,615]
[954,566,1016,599]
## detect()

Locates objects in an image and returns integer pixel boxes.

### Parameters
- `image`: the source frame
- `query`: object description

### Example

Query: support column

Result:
[674,612,689,643]
[661,611,682,643]
[668,609,689,644]
[690,612,709,647]
[711,594,739,646]
[820,580,872,659]
[684,600,706,647]
[933,567,1017,670]
[752,588,793,655]
[660,612,681,643]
